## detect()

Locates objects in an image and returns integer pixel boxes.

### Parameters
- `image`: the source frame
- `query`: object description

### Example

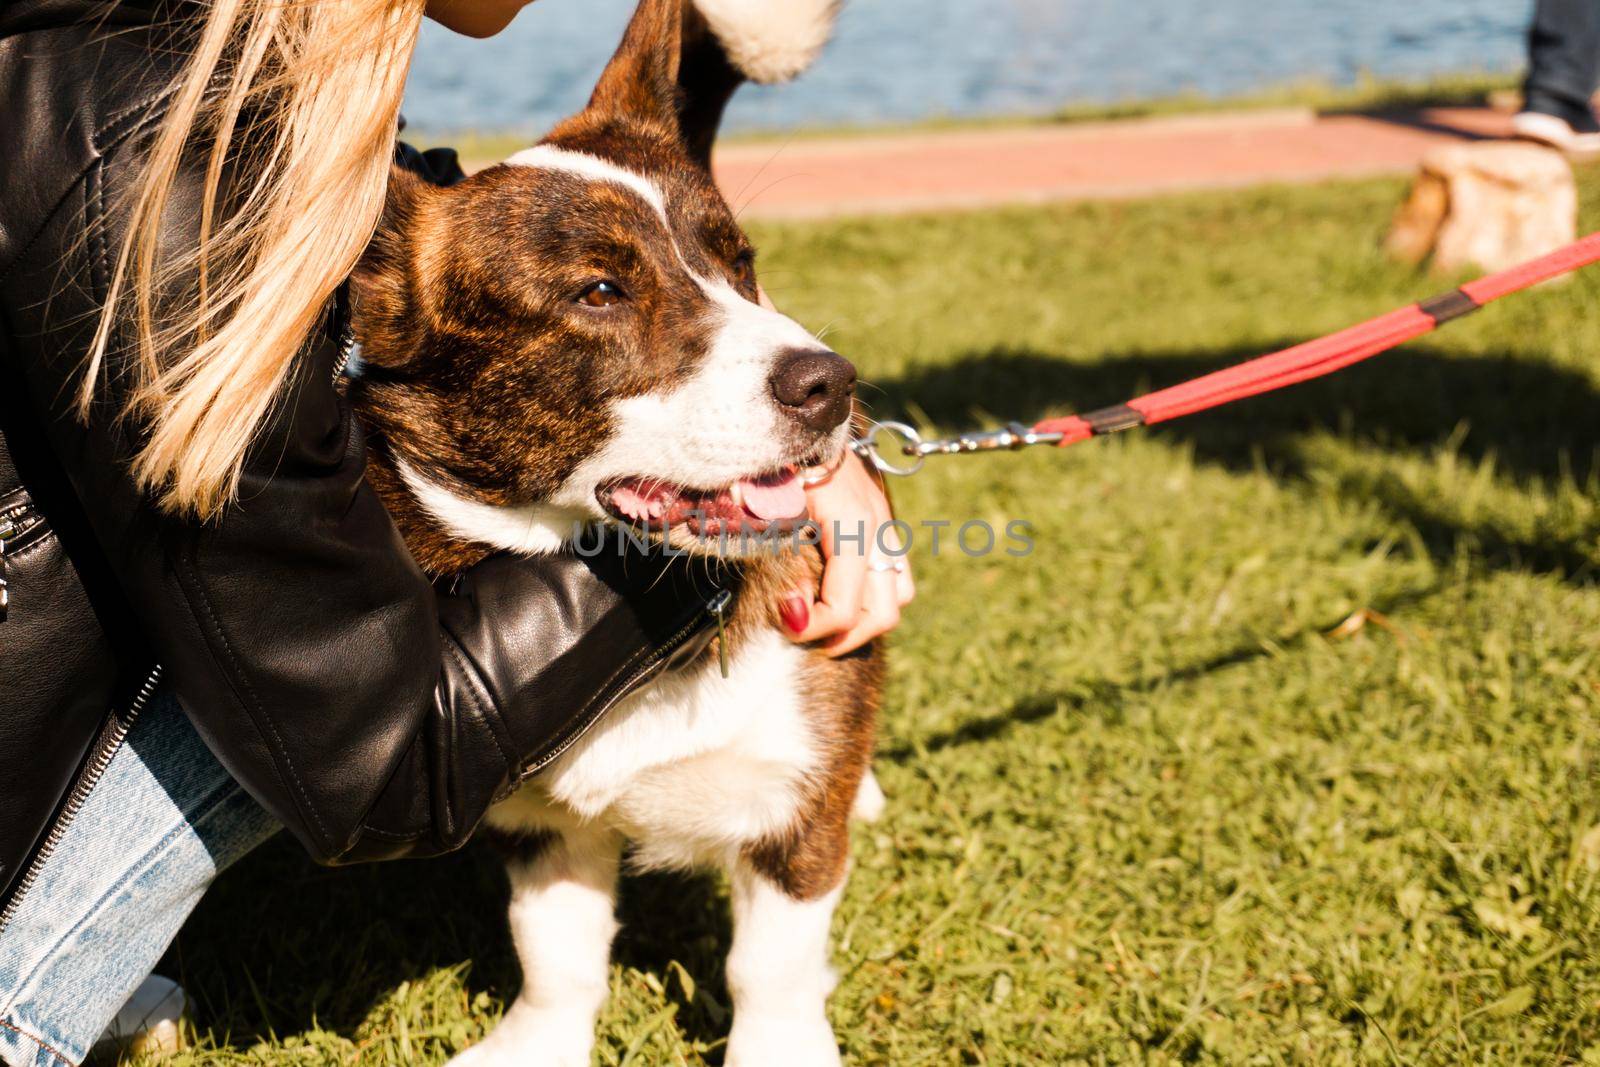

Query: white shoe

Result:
[91,975,188,1060]
[1511,110,1600,156]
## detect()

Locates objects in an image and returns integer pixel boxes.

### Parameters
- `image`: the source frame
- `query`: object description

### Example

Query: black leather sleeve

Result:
[2,77,727,865]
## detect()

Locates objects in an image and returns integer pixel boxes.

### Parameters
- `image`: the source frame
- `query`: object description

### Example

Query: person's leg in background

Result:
[1516,0,1600,151]
[0,692,279,1067]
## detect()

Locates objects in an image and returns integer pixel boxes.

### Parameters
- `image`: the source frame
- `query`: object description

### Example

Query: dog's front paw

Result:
[445,1040,517,1067]
[447,1008,595,1067]
[725,1016,842,1067]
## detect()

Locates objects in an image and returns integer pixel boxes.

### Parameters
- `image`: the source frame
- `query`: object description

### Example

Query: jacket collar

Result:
[0,0,195,38]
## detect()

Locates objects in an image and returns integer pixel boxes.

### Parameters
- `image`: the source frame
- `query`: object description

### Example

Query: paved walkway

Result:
[709,106,1518,219]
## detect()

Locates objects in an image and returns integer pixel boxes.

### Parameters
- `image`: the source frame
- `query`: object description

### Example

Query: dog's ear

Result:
[585,0,686,132]
[674,3,745,169]
[584,0,737,167]
[349,166,437,368]
[586,0,841,171]
[676,0,840,166]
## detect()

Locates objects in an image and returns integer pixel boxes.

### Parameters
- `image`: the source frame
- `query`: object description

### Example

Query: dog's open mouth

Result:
[598,466,810,537]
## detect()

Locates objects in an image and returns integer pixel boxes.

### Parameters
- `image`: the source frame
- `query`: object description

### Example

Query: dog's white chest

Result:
[488,629,816,868]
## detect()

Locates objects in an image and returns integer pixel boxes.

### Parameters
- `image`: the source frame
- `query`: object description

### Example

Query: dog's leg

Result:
[726,763,864,1067]
[449,827,623,1067]
[723,858,846,1067]
[721,646,880,1067]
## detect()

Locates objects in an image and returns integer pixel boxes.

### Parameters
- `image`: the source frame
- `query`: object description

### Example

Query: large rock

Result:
[1386,141,1576,274]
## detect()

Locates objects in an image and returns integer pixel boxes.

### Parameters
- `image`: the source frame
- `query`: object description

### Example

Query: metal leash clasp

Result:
[851,420,1064,477]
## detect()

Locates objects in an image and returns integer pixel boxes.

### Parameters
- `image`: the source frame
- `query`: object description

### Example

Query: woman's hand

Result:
[425,0,537,38]
[754,287,911,653]
[781,452,915,655]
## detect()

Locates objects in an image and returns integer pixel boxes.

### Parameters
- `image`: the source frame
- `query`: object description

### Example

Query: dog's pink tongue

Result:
[737,470,806,521]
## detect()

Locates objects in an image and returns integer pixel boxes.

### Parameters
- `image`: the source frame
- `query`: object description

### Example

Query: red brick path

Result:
[710,107,1518,219]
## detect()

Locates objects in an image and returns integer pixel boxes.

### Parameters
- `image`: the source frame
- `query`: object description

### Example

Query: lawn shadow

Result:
[865,342,1600,582]
[162,836,742,1055]
[160,836,519,1044]
[612,868,737,1055]
[879,581,1444,763]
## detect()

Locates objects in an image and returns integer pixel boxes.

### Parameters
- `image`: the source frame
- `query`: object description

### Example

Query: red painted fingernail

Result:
[780,595,810,635]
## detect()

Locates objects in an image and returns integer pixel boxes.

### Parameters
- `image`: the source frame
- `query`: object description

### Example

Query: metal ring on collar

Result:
[799,446,849,487]
[852,420,925,477]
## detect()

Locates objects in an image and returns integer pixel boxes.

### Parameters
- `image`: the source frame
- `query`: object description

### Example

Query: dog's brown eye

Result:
[578,281,625,307]
[732,251,756,287]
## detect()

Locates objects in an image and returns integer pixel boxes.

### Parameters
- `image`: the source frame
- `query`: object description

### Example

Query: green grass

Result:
[428,70,1521,163]
[150,170,1600,1065]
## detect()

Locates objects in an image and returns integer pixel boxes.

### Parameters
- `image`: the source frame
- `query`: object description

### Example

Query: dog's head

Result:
[351,0,849,568]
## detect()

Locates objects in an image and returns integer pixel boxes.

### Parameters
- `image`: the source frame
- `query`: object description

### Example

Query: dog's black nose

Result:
[769,348,856,431]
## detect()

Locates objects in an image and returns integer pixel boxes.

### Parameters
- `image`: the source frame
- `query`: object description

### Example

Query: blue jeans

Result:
[1527,0,1600,123]
[0,692,279,1066]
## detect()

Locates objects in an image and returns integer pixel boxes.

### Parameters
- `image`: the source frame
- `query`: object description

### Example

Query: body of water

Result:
[404,0,1532,137]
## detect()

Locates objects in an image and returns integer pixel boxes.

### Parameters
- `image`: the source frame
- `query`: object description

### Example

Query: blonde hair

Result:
[86,0,427,518]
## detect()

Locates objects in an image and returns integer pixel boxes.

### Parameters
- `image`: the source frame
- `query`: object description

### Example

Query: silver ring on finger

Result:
[868,557,908,574]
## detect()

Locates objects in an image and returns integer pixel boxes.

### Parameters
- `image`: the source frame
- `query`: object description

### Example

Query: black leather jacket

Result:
[0,0,733,923]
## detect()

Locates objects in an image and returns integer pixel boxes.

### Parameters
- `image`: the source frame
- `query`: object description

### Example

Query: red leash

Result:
[856,230,1600,475]
[1031,231,1600,447]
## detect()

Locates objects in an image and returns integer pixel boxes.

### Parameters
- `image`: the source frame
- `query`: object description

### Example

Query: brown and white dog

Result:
[347,1,884,1064]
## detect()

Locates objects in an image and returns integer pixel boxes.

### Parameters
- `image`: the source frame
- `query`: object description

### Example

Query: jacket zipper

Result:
[0,504,48,624]
[330,300,357,384]
[517,585,735,782]
[0,522,11,623]
[709,587,732,678]
[0,664,165,934]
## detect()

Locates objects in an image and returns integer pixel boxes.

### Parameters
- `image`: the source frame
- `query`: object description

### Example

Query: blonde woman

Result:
[0,0,910,1060]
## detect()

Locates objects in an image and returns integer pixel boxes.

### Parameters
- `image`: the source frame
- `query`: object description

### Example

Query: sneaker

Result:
[1511,109,1600,155]
[90,975,188,1060]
